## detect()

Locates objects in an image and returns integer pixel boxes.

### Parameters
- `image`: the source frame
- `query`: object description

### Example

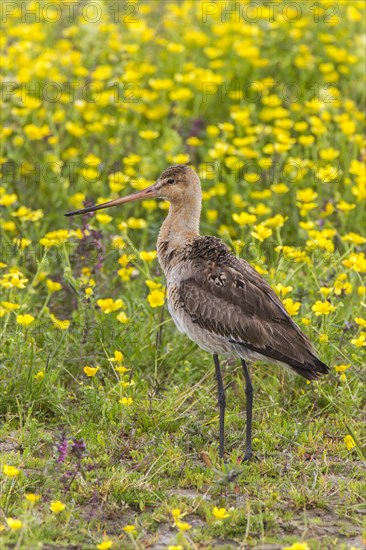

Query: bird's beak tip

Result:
[64,182,158,218]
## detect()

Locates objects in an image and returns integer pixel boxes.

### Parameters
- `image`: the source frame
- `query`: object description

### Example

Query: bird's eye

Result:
[167,178,175,184]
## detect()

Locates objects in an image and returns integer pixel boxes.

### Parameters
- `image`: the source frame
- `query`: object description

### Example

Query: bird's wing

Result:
[178,237,328,379]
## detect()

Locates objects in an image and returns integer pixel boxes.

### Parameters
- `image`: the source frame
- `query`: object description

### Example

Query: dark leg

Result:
[241,359,253,461]
[213,354,225,459]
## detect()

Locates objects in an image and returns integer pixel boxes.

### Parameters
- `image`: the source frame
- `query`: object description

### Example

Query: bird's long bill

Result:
[64,183,158,217]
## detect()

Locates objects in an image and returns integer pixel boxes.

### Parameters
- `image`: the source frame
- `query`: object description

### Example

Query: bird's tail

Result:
[290,355,330,381]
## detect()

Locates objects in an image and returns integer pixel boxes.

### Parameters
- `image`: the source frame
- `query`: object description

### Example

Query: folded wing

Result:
[179,237,329,380]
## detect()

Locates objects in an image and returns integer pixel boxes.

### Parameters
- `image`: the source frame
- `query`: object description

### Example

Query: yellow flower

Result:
[110,351,123,363]
[282,298,301,317]
[127,217,147,229]
[46,279,62,292]
[139,130,159,140]
[249,203,271,216]
[119,380,134,388]
[65,121,85,137]
[186,137,202,147]
[13,206,43,223]
[25,493,41,503]
[149,78,174,90]
[212,507,230,520]
[92,65,112,80]
[319,148,339,161]
[251,225,272,242]
[1,301,20,311]
[139,250,157,262]
[145,280,162,290]
[116,312,129,324]
[85,287,93,297]
[319,287,333,298]
[3,464,20,477]
[115,366,130,374]
[337,200,355,212]
[171,509,181,520]
[83,366,99,377]
[119,397,133,406]
[24,123,50,140]
[50,314,70,330]
[232,212,257,226]
[358,286,366,298]
[311,301,335,316]
[34,370,45,381]
[175,520,192,531]
[13,237,31,249]
[351,333,365,347]
[168,546,183,550]
[118,254,134,267]
[6,518,23,530]
[263,215,287,229]
[50,500,65,513]
[343,253,366,273]
[275,284,293,297]
[296,188,318,203]
[355,318,366,328]
[283,543,310,550]
[271,183,289,194]
[344,435,356,451]
[96,213,113,225]
[207,209,218,222]
[122,525,136,533]
[68,193,85,209]
[111,236,126,249]
[0,193,18,206]
[1,269,28,289]
[148,290,165,308]
[318,334,328,343]
[342,233,366,245]
[97,540,113,550]
[335,364,350,373]
[97,298,124,314]
[16,314,35,326]
[40,229,69,247]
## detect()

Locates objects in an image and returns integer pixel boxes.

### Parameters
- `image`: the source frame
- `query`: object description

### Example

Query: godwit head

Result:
[65,164,201,218]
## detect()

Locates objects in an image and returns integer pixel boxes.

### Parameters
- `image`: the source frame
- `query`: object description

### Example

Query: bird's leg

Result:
[213,354,225,459]
[241,359,253,461]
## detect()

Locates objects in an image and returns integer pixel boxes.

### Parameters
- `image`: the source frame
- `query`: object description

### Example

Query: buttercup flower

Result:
[148,290,165,308]
[83,366,99,377]
[3,464,20,477]
[50,501,66,513]
[212,507,230,520]
[311,301,336,316]
[6,518,23,530]
[344,435,356,451]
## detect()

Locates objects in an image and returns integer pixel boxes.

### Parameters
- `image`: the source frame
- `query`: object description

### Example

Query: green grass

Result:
[1,320,365,548]
[1,0,365,548]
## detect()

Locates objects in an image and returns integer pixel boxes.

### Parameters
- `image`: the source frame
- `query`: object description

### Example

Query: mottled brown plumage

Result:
[153,165,328,381]
[65,164,329,460]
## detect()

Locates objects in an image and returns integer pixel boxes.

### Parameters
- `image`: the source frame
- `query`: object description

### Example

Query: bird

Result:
[65,164,329,461]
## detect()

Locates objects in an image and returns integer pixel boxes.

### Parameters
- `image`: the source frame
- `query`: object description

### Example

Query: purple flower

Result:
[57,437,68,463]
[70,438,87,459]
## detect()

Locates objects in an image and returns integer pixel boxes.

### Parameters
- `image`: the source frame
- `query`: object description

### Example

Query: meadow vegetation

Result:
[0,1,365,548]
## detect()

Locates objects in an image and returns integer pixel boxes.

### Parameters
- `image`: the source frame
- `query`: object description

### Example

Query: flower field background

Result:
[0,1,365,548]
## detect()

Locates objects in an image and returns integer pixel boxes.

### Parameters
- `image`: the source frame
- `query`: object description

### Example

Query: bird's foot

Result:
[242,450,253,463]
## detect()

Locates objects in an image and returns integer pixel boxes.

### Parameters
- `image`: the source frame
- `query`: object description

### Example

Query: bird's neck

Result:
[157,196,202,272]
